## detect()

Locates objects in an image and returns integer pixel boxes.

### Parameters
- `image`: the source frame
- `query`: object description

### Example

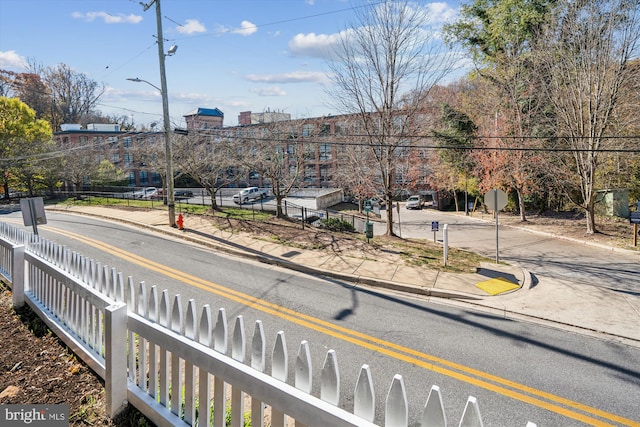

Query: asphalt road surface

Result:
[387,207,640,294]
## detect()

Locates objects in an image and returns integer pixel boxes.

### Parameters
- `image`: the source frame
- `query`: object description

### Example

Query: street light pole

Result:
[139,0,175,227]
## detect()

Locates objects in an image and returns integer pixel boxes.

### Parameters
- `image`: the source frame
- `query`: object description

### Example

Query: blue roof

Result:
[184,107,224,117]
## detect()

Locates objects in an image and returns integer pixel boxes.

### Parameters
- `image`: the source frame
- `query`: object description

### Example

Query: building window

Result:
[124,153,133,166]
[128,172,136,186]
[304,165,316,182]
[319,143,332,161]
[151,173,162,185]
[393,115,407,132]
[335,122,347,136]
[123,137,132,148]
[302,124,314,137]
[319,123,331,136]
[110,153,120,164]
[79,136,88,144]
[320,164,331,182]
[139,171,148,185]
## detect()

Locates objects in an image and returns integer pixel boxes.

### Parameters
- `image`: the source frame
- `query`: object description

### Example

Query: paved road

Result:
[385,207,640,294]
[3,210,639,426]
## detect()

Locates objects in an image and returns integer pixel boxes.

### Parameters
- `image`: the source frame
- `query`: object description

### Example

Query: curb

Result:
[47,206,488,301]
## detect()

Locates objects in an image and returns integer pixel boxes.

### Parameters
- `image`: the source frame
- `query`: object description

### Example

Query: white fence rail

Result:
[0,222,536,427]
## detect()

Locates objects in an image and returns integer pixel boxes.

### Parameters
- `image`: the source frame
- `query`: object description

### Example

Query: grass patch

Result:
[374,236,491,273]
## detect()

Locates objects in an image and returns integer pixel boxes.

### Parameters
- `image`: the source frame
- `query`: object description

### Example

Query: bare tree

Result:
[173,130,244,210]
[59,134,108,193]
[327,0,455,236]
[539,0,640,233]
[239,122,308,218]
[331,116,381,212]
[39,63,105,131]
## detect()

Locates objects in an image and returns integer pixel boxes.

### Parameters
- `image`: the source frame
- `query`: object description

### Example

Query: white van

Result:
[233,187,267,204]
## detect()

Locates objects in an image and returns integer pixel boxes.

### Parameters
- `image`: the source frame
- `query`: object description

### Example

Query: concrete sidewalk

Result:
[47,204,640,347]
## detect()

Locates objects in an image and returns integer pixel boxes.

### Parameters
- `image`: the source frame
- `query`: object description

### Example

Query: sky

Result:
[0,0,465,129]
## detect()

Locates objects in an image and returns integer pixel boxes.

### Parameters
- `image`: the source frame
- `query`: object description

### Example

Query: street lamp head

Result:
[166,45,178,56]
[127,78,142,82]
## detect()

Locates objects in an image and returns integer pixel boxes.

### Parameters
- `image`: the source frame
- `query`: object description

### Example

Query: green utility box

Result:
[365,222,374,238]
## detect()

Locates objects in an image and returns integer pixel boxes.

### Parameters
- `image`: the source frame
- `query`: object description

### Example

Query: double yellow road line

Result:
[40,224,640,426]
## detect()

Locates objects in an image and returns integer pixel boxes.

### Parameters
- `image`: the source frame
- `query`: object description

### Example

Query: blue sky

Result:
[0,0,464,128]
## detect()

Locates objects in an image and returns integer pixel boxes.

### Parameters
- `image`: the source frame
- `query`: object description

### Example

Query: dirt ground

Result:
[0,209,636,426]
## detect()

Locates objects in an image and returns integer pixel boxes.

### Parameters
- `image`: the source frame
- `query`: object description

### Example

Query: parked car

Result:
[406,195,423,210]
[233,187,267,204]
[369,197,385,208]
[134,187,157,199]
[174,190,194,199]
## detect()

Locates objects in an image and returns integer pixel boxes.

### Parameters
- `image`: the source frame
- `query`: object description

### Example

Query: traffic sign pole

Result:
[484,189,507,263]
[495,190,499,263]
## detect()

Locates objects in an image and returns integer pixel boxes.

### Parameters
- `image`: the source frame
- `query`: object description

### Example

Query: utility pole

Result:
[142,0,176,227]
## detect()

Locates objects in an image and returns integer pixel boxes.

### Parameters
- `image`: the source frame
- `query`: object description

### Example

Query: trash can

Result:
[365,222,373,238]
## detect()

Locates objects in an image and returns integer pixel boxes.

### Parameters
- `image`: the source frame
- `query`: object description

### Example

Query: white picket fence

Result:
[0,222,536,427]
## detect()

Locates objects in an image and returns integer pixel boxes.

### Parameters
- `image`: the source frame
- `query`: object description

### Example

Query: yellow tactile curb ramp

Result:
[476,277,520,295]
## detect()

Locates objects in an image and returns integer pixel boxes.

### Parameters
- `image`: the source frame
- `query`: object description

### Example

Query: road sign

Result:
[630,211,640,224]
[484,189,508,211]
[431,221,439,243]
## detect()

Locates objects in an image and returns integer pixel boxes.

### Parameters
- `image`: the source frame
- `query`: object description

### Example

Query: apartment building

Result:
[54,124,164,190]
[54,106,435,196]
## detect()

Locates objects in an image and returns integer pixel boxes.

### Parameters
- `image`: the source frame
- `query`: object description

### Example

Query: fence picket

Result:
[231,316,246,427]
[184,299,197,425]
[294,340,312,427]
[135,282,148,389]
[198,304,213,427]
[320,349,340,406]
[354,364,375,422]
[295,341,312,394]
[148,288,159,398]
[271,331,289,427]
[385,374,408,427]
[159,290,170,407]
[213,308,227,427]
[422,385,447,427]
[214,308,228,353]
[459,396,483,427]
[170,294,183,416]
[251,320,266,427]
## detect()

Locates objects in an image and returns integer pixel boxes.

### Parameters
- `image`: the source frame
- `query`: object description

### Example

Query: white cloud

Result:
[288,30,350,59]
[244,71,329,84]
[252,86,287,96]
[0,50,28,71]
[232,20,257,36]
[425,2,458,24]
[177,19,206,34]
[72,11,142,24]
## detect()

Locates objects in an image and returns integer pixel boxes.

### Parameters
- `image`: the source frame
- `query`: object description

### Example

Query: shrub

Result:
[321,217,355,232]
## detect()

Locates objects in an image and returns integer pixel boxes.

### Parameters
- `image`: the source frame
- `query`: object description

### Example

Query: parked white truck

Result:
[233,187,268,204]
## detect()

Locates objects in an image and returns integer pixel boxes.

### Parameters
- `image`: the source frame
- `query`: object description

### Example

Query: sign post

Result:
[630,211,640,247]
[431,221,439,243]
[484,189,508,263]
[20,197,47,235]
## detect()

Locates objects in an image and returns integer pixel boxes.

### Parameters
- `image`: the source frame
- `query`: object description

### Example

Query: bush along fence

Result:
[0,222,536,426]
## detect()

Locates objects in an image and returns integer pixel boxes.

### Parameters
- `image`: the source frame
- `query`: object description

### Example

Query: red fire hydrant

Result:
[176,213,184,230]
